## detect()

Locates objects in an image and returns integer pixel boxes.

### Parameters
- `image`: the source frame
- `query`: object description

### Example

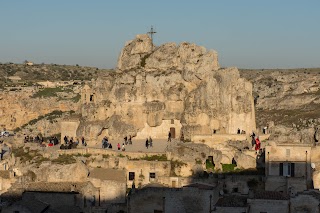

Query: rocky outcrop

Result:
[117,34,219,73]
[240,68,320,144]
[0,88,79,134]
[77,35,255,144]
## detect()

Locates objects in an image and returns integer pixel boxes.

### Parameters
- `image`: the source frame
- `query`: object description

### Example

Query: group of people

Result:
[116,135,133,151]
[102,136,112,149]
[145,136,153,149]
[24,135,59,147]
[61,135,87,149]
[237,128,246,134]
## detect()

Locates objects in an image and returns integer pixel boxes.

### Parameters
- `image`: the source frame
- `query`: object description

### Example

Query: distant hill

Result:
[0,63,114,87]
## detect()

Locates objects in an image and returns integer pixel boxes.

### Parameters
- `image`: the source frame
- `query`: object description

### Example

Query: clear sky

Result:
[1,0,319,69]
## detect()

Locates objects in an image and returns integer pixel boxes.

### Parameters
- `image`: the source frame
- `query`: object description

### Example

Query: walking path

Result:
[91,138,178,153]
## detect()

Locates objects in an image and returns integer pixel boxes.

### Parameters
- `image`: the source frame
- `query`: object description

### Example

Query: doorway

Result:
[170,127,175,139]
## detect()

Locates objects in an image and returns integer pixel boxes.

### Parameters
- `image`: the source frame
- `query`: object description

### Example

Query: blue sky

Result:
[0,0,319,69]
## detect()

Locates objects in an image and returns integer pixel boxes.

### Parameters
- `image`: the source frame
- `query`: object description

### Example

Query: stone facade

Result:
[265,143,313,193]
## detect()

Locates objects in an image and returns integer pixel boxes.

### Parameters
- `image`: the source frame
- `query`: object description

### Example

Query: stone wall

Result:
[60,120,80,142]
[129,187,219,213]
[126,160,171,188]
[247,199,289,213]
[290,193,320,213]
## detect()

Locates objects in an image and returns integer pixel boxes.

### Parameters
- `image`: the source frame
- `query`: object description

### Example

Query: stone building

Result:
[265,143,313,194]
[88,168,126,205]
[128,183,218,213]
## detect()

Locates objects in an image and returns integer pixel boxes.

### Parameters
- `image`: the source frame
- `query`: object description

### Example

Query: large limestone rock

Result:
[117,34,219,73]
[234,152,257,169]
[77,35,255,143]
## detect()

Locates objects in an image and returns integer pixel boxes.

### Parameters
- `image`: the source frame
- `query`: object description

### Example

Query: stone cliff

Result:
[77,35,256,144]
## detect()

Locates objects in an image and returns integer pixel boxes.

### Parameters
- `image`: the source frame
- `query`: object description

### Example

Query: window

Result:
[150,172,156,179]
[129,172,135,180]
[286,149,290,157]
[279,163,295,177]
[171,119,174,124]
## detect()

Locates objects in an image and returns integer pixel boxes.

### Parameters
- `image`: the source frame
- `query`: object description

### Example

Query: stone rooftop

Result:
[254,191,289,200]
[215,195,248,207]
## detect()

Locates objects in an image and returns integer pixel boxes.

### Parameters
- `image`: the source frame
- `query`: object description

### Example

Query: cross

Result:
[147,26,156,44]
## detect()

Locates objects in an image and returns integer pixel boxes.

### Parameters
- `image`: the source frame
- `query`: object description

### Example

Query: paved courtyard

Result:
[90,138,178,153]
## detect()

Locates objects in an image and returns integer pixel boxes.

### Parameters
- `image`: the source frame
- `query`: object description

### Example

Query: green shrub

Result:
[206,160,215,170]
[222,164,236,172]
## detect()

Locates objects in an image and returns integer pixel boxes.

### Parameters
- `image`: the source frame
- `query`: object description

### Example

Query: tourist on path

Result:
[117,143,121,151]
[145,138,149,149]
[149,136,153,147]
[255,137,261,154]
[168,132,171,142]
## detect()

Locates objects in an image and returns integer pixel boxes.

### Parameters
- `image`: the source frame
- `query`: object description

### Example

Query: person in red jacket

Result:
[255,137,261,154]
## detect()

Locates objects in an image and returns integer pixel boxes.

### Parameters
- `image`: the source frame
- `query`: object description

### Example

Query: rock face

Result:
[78,35,255,143]
[0,89,78,132]
[240,68,320,144]
[32,161,89,182]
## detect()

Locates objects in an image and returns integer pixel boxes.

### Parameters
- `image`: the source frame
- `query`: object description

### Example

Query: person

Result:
[75,137,79,145]
[122,143,125,151]
[124,136,128,145]
[102,137,106,148]
[145,138,149,149]
[237,128,241,134]
[180,132,184,142]
[263,126,268,134]
[255,137,261,154]
[64,135,68,144]
[128,135,132,145]
[250,132,256,148]
[168,132,171,142]
[108,143,112,149]
[149,136,153,147]
[54,136,59,145]
[117,143,121,151]
[81,136,86,146]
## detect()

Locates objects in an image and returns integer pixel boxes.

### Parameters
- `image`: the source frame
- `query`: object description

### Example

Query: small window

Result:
[171,119,174,124]
[129,172,135,180]
[286,149,290,157]
[150,172,156,179]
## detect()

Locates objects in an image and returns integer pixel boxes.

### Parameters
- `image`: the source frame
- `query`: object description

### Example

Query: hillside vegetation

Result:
[0,63,113,87]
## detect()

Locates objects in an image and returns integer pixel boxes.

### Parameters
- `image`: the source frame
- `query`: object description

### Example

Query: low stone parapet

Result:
[192,134,247,147]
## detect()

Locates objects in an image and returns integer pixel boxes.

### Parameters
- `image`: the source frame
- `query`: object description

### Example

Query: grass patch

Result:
[131,154,168,161]
[222,164,236,172]
[82,153,92,158]
[31,87,64,98]
[52,154,76,164]
[102,154,110,159]
[71,93,81,102]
